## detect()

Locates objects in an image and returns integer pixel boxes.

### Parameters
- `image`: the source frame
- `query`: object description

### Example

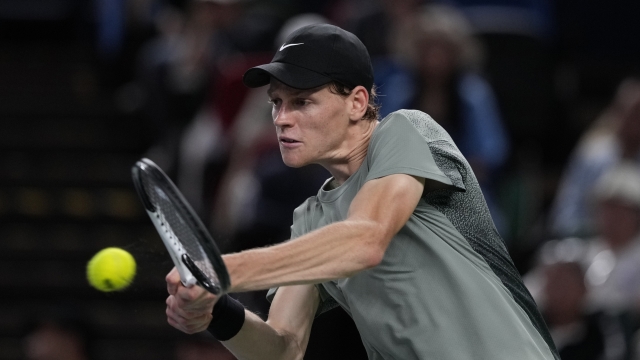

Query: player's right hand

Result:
[165,267,220,334]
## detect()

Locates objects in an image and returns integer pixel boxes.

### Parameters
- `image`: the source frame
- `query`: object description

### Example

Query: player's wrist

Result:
[207,294,245,341]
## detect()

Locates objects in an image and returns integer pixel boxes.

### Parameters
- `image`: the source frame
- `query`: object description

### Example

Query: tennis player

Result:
[165,24,559,359]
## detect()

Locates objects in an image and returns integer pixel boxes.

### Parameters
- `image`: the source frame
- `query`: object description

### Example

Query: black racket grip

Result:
[181,254,221,295]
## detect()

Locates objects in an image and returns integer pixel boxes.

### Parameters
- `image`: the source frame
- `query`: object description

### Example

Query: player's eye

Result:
[294,98,308,107]
[269,98,281,107]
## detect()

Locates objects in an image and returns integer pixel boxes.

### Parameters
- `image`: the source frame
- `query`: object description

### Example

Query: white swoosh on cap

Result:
[279,43,304,51]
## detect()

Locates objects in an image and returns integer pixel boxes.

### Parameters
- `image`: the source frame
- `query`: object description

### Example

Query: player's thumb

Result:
[166,267,181,295]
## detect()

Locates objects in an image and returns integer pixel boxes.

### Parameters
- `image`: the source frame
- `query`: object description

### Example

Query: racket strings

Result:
[142,174,219,285]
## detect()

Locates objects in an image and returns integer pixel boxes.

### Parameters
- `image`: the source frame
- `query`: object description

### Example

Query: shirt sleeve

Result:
[365,112,453,187]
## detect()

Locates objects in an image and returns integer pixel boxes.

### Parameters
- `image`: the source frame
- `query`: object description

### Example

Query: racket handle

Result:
[176,262,198,288]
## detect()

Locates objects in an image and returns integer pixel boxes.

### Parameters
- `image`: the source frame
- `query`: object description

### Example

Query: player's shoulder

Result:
[377,109,432,128]
[374,109,450,144]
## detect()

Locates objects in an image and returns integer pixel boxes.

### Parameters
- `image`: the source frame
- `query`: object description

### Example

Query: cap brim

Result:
[243,62,332,90]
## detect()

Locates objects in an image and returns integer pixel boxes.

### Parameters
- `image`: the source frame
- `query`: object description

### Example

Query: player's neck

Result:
[323,120,378,187]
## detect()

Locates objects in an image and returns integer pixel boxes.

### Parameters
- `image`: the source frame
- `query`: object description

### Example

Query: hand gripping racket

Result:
[132,158,230,295]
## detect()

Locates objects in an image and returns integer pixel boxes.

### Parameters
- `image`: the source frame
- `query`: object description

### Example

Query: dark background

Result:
[1,0,639,358]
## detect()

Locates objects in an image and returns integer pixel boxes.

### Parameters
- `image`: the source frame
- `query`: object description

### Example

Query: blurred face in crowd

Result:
[383,0,420,20]
[418,34,458,81]
[268,80,354,168]
[597,198,640,250]
[542,262,586,325]
[618,100,640,157]
[24,323,86,360]
[191,1,243,31]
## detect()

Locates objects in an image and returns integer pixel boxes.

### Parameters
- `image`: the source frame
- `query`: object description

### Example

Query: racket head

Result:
[132,158,230,295]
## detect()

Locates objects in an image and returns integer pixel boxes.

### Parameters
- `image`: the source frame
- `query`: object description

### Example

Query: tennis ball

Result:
[87,247,136,292]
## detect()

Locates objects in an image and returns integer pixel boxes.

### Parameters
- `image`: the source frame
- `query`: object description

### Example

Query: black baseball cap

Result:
[243,24,374,93]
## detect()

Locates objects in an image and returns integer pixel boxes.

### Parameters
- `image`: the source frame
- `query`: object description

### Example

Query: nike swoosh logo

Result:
[279,43,304,51]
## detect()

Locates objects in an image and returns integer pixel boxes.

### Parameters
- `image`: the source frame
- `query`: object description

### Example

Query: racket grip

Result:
[176,263,198,288]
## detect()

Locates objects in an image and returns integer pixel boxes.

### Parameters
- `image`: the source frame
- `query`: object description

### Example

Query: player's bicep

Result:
[348,174,425,242]
[267,284,319,354]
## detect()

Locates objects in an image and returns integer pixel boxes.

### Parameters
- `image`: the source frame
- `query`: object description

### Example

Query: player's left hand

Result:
[165,267,220,334]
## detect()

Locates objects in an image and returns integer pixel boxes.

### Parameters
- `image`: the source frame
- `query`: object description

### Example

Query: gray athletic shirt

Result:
[267,110,559,360]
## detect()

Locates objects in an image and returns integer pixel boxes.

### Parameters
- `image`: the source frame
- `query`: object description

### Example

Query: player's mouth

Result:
[279,136,301,148]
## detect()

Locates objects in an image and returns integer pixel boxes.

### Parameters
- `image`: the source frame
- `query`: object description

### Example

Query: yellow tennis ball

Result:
[87,247,136,292]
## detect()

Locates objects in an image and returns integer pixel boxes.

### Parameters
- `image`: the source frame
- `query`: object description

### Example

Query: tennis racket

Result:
[132,158,230,295]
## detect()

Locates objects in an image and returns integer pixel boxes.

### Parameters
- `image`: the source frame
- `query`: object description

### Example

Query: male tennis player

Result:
[165,24,559,359]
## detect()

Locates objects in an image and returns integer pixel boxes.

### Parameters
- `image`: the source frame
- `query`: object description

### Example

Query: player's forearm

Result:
[222,310,302,360]
[224,219,385,292]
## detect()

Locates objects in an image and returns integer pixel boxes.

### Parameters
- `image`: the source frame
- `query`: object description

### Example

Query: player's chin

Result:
[282,159,306,168]
[280,154,307,168]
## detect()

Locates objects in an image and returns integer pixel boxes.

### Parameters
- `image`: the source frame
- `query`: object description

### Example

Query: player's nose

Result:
[273,104,295,128]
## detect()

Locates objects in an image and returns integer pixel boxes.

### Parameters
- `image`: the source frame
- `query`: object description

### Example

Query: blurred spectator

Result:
[436,1,557,252]
[94,0,165,88]
[134,0,262,161]
[347,0,422,117]
[441,0,554,40]
[134,0,284,217]
[531,246,628,360]
[23,316,90,360]
[95,0,126,61]
[440,0,556,161]
[407,4,510,233]
[548,78,640,237]
[554,0,640,107]
[582,162,640,314]
[529,163,640,360]
[136,0,236,173]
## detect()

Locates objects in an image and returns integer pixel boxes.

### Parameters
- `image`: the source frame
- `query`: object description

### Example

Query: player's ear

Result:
[348,85,369,121]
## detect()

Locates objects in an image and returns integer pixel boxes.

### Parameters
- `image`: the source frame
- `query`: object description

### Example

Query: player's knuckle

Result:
[175,316,189,327]
[166,283,176,295]
[188,322,206,334]
[178,288,197,302]
[167,310,181,324]
[176,293,191,305]
[187,286,204,301]
[167,307,179,319]
[163,290,204,333]
[183,298,209,311]
[183,292,196,302]
[180,309,197,319]
[165,270,175,283]
[167,316,184,332]
[168,299,183,313]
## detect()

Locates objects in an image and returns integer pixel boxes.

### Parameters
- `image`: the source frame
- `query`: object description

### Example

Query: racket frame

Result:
[132,158,230,295]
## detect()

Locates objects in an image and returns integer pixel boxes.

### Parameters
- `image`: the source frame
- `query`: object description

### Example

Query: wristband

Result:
[207,294,245,341]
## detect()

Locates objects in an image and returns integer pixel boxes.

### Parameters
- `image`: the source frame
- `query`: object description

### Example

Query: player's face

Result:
[268,80,351,168]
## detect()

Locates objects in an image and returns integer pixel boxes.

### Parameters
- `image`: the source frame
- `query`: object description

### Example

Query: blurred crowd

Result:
[59,0,640,358]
